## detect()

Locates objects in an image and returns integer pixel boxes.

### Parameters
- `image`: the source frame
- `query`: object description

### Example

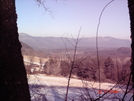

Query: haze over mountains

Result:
[19,33,131,51]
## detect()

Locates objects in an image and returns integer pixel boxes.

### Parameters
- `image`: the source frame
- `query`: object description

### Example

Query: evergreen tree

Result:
[104,56,114,79]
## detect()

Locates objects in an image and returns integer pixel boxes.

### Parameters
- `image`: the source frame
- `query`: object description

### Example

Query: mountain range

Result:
[19,33,131,51]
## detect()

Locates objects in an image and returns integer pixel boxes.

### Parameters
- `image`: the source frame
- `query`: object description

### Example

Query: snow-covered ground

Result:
[28,74,133,101]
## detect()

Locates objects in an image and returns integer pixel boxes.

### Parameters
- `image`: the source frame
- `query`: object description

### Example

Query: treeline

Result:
[26,56,131,83]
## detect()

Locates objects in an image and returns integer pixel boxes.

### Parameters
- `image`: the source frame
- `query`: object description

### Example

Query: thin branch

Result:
[61,36,72,61]
[122,73,132,100]
[65,27,82,101]
[94,73,131,101]
[95,0,114,98]
[35,0,55,17]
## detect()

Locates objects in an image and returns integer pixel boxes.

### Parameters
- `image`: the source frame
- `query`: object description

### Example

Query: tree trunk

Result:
[128,0,134,100]
[0,0,31,101]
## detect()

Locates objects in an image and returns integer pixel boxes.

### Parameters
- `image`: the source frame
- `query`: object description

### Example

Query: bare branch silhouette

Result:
[65,27,82,101]
[95,0,114,98]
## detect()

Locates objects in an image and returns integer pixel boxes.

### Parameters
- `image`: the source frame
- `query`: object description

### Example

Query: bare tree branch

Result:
[35,0,55,17]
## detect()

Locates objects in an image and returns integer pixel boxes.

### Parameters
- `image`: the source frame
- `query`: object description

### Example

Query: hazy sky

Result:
[16,0,130,39]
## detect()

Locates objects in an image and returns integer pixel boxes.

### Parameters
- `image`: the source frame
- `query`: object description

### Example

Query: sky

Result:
[16,0,130,39]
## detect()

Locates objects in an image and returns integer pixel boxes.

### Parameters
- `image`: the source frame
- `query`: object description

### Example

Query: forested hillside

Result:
[20,35,131,84]
[19,33,131,51]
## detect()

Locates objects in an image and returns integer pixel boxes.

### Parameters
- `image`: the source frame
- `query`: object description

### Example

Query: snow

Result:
[24,59,41,65]
[28,74,133,101]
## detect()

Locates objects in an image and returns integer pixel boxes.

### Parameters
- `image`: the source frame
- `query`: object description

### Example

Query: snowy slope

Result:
[28,74,132,101]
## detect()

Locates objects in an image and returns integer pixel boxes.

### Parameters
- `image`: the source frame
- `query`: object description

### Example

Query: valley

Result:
[19,33,132,101]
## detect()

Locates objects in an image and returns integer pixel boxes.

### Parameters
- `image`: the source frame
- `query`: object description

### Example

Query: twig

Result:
[95,0,114,99]
[35,0,55,17]
[65,27,82,101]
[94,73,131,101]
[122,73,132,100]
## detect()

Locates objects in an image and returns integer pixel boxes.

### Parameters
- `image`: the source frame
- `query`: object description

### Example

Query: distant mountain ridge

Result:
[19,33,131,51]
[20,41,37,56]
